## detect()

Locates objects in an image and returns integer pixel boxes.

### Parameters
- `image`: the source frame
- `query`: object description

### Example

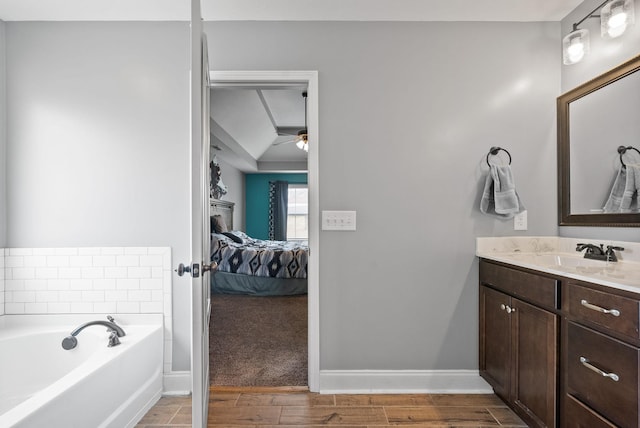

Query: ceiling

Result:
[210,87,309,172]
[0,0,583,22]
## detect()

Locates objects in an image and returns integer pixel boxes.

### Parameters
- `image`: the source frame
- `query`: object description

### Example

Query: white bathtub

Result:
[0,314,163,428]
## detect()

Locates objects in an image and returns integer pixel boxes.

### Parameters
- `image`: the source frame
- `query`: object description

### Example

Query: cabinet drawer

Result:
[564,395,616,428]
[567,322,639,428]
[566,283,640,339]
[479,261,558,309]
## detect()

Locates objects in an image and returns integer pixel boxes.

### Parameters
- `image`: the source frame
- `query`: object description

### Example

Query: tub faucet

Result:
[61,317,126,350]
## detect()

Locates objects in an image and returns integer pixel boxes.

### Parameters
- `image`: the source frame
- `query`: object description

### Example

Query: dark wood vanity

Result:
[479,258,640,428]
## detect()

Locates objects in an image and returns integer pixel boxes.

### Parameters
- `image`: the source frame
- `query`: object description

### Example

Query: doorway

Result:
[209,71,320,391]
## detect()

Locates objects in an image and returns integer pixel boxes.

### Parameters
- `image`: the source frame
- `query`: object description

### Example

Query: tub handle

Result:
[108,331,121,347]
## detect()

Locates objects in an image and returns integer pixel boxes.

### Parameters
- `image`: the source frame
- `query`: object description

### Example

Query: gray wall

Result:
[205,21,560,370]
[0,20,6,247]
[9,16,630,375]
[559,0,640,242]
[5,22,193,369]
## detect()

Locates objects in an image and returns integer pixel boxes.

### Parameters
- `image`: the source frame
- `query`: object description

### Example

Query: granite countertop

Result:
[476,236,640,294]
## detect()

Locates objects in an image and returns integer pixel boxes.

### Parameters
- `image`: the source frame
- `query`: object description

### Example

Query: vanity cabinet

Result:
[562,280,640,428]
[479,258,640,428]
[479,261,559,428]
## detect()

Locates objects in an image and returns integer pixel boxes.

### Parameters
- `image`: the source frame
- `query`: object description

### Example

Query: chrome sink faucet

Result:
[61,316,126,350]
[576,243,624,262]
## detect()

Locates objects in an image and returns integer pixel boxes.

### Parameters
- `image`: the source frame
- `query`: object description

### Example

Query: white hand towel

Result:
[480,164,525,219]
[603,166,627,213]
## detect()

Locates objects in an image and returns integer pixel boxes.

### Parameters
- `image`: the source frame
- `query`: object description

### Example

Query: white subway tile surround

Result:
[2,246,174,374]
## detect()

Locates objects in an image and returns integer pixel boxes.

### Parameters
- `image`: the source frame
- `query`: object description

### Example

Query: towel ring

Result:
[618,145,640,168]
[486,146,512,167]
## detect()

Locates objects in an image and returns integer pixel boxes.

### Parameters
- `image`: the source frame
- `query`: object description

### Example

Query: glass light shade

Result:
[563,29,590,65]
[601,0,635,38]
[296,138,309,152]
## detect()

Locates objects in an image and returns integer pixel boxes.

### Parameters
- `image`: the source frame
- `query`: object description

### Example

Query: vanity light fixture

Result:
[562,0,635,65]
[563,28,590,65]
[601,0,635,38]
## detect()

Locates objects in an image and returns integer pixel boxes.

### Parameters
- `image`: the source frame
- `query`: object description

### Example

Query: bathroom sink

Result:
[505,253,607,268]
[498,252,640,278]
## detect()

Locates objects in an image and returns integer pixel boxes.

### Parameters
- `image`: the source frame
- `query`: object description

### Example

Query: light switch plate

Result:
[514,211,528,231]
[322,210,356,231]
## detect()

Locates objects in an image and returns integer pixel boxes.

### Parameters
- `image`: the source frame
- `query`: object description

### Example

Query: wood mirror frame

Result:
[558,54,640,227]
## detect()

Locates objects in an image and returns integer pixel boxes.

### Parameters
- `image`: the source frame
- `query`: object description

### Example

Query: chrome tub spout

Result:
[62,317,126,350]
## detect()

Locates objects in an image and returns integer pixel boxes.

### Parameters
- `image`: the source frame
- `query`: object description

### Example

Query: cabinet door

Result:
[480,285,511,400]
[512,298,557,428]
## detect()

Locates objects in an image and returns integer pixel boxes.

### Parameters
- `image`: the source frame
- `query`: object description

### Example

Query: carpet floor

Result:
[209,294,308,387]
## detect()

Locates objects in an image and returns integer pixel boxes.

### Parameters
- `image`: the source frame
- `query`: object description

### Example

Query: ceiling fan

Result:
[273,91,308,152]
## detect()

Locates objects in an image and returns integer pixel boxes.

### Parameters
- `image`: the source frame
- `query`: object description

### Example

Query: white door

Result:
[187,0,213,426]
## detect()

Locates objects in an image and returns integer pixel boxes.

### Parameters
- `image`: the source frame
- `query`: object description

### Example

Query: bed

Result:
[209,199,308,296]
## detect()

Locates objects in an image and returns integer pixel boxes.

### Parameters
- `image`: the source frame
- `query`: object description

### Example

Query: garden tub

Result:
[0,314,163,428]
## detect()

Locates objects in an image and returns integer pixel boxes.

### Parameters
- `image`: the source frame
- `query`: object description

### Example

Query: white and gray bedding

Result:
[210,231,308,279]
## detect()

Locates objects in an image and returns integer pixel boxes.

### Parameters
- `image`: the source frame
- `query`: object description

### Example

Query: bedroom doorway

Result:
[209,71,319,391]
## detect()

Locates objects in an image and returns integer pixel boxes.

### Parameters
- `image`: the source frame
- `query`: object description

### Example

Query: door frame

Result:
[209,70,320,392]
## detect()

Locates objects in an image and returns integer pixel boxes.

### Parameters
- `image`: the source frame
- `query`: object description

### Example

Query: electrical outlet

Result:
[514,211,528,231]
[322,210,356,231]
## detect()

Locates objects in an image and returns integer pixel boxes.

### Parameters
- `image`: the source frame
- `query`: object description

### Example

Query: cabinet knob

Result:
[500,304,506,311]
[506,305,516,314]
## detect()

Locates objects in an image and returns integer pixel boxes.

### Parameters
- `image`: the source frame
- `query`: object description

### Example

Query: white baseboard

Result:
[163,371,191,396]
[319,370,493,394]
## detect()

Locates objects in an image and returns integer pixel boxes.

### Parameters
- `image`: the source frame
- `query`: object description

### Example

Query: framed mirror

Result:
[558,53,640,227]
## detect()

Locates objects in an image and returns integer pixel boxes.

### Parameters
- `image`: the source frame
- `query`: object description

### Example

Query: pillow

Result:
[211,215,228,234]
[221,232,243,243]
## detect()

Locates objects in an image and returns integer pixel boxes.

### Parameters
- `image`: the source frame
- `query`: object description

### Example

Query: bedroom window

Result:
[287,185,308,241]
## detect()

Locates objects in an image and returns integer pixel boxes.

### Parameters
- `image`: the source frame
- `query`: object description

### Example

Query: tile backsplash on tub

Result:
[4,247,170,315]
[2,246,174,374]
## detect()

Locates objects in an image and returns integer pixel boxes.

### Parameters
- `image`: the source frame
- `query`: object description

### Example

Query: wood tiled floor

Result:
[136,388,528,427]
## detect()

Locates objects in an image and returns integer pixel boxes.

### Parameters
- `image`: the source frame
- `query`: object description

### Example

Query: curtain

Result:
[268,181,288,241]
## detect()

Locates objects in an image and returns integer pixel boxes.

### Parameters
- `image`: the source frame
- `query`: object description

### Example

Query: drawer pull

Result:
[580,299,621,317]
[579,357,620,382]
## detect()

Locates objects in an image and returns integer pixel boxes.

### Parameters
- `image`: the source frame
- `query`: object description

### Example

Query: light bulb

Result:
[567,38,585,62]
[563,29,589,65]
[296,140,305,150]
[601,0,634,38]
[608,6,628,36]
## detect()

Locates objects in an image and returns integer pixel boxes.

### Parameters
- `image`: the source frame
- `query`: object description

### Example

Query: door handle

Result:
[175,262,200,278]
[202,261,218,273]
